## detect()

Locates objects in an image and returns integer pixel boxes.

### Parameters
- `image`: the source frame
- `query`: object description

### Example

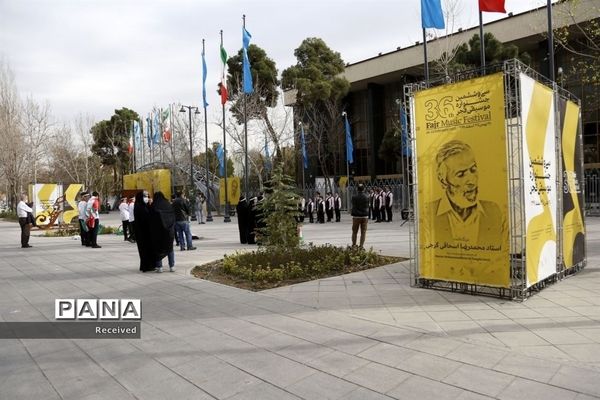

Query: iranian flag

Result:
[162,108,172,143]
[128,134,133,154]
[219,44,229,105]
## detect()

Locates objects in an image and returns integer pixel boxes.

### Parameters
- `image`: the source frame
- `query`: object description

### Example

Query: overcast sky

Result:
[1,0,550,132]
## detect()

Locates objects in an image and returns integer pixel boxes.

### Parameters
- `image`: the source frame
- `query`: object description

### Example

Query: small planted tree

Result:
[256,164,300,248]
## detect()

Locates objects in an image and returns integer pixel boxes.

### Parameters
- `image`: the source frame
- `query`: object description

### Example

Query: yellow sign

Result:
[415,73,509,287]
[123,169,171,200]
[219,177,240,205]
[561,99,585,269]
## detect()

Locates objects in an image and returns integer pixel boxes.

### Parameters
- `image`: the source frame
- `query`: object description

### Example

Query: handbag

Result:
[86,216,95,229]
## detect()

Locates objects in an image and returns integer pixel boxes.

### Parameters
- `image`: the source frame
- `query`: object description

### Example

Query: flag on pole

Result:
[162,108,172,142]
[153,112,161,144]
[128,127,134,154]
[133,121,141,146]
[146,116,152,147]
[216,143,225,176]
[479,0,506,13]
[421,0,445,29]
[343,113,354,164]
[242,27,253,94]
[202,45,209,108]
[300,124,308,170]
[218,43,229,105]
[400,105,411,157]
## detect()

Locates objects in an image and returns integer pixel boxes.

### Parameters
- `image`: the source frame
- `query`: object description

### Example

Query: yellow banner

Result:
[219,177,240,205]
[415,73,509,287]
[561,99,585,269]
[123,169,171,200]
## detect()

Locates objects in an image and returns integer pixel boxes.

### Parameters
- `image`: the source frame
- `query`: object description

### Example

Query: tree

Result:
[91,107,139,193]
[282,38,350,184]
[378,127,401,165]
[0,59,27,208]
[554,0,600,85]
[194,142,234,179]
[20,96,54,183]
[256,164,300,248]
[439,33,531,75]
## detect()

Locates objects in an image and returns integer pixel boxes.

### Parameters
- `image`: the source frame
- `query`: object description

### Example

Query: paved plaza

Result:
[1,212,600,400]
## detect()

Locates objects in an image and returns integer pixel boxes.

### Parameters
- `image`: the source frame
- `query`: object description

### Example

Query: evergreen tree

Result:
[256,164,300,249]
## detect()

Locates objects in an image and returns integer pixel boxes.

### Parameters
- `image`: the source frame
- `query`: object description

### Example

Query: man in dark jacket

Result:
[171,192,196,251]
[351,184,369,248]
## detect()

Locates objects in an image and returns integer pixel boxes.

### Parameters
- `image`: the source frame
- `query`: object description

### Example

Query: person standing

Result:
[118,197,130,241]
[316,193,325,224]
[380,187,387,222]
[333,192,342,222]
[17,193,34,248]
[306,197,314,223]
[325,192,334,222]
[351,184,369,248]
[77,191,90,246]
[172,192,196,251]
[151,192,176,273]
[86,191,101,248]
[369,189,375,220]
[133,191,154,272]
[236,195,249,244]
[385,186,393,222]
[127,196,136,243]
[195,193,206,224]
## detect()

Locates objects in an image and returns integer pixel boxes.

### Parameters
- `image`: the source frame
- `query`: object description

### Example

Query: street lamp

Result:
[180,105,200,206]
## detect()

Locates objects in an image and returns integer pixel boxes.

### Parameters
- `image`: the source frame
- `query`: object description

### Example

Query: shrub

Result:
[215,244,392,286]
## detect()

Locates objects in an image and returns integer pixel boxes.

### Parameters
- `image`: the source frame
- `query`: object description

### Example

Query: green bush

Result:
[220,244,385,284]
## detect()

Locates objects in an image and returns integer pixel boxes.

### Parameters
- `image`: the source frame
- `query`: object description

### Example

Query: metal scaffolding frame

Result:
[405,59,586,301]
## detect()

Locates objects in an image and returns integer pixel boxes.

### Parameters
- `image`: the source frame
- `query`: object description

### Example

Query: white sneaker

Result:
[169,266,175,272]
[155,267,163,273]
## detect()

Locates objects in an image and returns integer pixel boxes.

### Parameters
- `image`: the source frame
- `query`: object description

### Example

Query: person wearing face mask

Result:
[133,190,154,272]
[423,140,504,246]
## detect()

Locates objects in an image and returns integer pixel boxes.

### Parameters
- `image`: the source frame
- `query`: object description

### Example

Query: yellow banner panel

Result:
[220,177,240,205]
[415,73,509,287]
[561,99,585,269]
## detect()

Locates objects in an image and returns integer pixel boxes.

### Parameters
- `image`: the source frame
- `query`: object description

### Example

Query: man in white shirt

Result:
[118,197,130,241]
[128,196,135,243]
[17,193,34,248]
[385,186,394,222]
[86,191,101,248]
[78,191,90,246]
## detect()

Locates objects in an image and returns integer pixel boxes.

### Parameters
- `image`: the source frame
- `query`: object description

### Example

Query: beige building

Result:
[292,0,599,182]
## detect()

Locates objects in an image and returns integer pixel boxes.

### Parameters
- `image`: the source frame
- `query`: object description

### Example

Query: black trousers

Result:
[386,206,393,221]
[89,219,99,246]
[122,220,129,240]
[19,217,31,247]
[334,209,341,222]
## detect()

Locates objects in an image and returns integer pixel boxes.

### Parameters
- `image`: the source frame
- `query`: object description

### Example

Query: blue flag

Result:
[153,112,161,144]
[146,117,152,147]
[216,144,225,177]
[133,121,141,146]
[300,124,308,170]
[242,27,253,94]
[344,113,354,164]
[421,0,445,29]
[202,46,209,108]
[400,105,411,157]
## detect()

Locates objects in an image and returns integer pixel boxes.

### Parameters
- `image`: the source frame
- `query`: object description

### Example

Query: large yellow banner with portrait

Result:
[219,177,240,206]
[415,73,509,287]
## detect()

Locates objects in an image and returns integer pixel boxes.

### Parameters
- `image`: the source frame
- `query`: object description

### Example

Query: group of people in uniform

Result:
[368,186,394,222]
[302,192,343,224]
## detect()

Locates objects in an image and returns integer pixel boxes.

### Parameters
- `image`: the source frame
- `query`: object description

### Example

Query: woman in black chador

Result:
[133,191,154,272]
[236,195,249,244]
[150,192,176,273]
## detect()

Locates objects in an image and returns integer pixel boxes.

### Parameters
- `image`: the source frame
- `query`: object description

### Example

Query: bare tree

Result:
[0,59,27,208]
[430,0,466,79]
[20,96,54,184]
